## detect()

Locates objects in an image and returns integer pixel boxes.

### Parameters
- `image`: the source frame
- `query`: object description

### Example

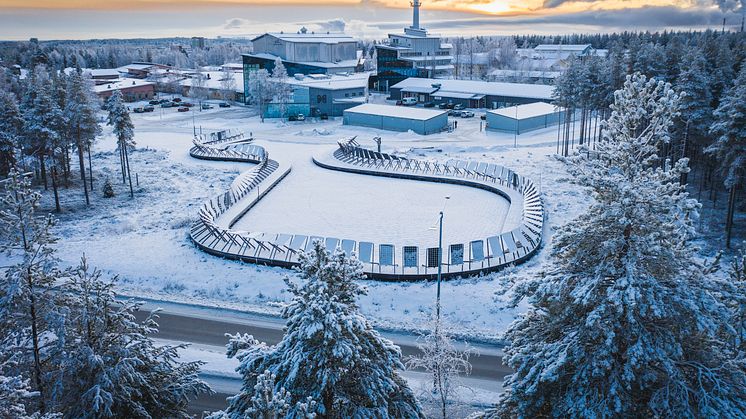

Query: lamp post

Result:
[436,209,443,320]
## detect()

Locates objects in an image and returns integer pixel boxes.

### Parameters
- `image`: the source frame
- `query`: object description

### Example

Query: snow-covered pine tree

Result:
[271,58,292,120]
[65,70,101,205]
[218,242,424,418]
[0,169,66,415]
[675,48,712,152]
[22,65,64,190]
[247,370,290,418]
[485,74,746,418]
[53,257,211,417]
[106,90,135,198]
[406,315,472,419]
[707,66,746,248]
[0,364,37,419]
[0,89,23,176]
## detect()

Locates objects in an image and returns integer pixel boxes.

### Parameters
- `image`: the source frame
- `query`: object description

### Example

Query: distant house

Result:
[180,70,245,103]
[343,103,448,135]
[119,62,172,79]
[94,78,155,102]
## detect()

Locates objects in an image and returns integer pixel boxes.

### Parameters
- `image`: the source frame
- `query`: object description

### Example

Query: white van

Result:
[401,97,417,106]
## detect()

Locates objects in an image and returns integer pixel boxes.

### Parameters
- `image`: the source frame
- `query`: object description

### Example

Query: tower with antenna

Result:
[405,0,428,37]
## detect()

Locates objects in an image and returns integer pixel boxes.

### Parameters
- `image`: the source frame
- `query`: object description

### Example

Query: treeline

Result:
[0,37,250,71]
[0,64,138,211]
[553,30,746,246]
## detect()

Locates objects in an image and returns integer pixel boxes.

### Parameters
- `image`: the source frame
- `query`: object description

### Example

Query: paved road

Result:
[132,301,510,417]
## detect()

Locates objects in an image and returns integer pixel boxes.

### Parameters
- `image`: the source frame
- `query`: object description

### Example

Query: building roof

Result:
[488,102,562,120]
[288,72,370,90]
[88,68,121,77]
[252,32,356,44]
[244,53,359,70]
[488,69,561,79]
[93,78,154,94]
[534,44,592,52]
[344,103,446,121]
[180,71,244,93]
[391,78,554,101]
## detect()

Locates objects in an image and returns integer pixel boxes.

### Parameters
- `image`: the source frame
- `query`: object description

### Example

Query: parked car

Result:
[460,110,475,118]
[158,99,170,104]
[143,105,155,112]
[453,104,465,110]
[438,102,448,109]
[395,100,403,106]
[177,106,189,112]
[201,104,213,110]
[319,114,329,120]
[161,102,174,108]
[445,102,456,109]
[296,114,306,121]
[401,97,417,106]
[133,107,145,113]
[149,100,160,105]
[423,101,435,108]
[219,102,231,108]
[182,102,194,108]
[289,114,306,121]
[448,109,459,116]
[172,98,182,103]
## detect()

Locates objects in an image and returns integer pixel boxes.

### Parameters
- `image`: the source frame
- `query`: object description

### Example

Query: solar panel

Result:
[501,232,517,253]
[403,246,418,268]
[341,239,355,256]
[427,247,441,268]
[449,244,464,265]
[274,234,292,247]
[470,240,485,261]
[487,235,504,257]
[379,244,395,266]
[467,161,478,171]
[477,162,487,174]
[290,235,307,250]
[358,242,374,263]
[325,237,340,252]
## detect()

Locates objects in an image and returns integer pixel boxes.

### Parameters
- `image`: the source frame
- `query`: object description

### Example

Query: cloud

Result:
[223,17,250,30]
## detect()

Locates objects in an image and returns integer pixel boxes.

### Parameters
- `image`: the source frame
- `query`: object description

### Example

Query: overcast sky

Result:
[0,0,744,41]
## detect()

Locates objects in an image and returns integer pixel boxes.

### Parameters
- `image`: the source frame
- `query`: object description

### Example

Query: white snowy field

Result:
[25,97,592,340]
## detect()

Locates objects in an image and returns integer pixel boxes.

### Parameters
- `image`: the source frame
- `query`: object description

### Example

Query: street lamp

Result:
[429,196,450,321]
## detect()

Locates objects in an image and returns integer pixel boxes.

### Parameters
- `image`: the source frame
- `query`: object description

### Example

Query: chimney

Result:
[412,0,421,29]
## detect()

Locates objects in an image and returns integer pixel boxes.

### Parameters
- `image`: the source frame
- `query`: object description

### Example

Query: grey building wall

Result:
[486,110,564,134]
[390,87,548,109]
[308,85,367,117]
[343,111,447,135]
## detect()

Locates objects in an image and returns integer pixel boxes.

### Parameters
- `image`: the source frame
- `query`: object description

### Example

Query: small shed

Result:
[486,102,564,134]
[343,104,448,135]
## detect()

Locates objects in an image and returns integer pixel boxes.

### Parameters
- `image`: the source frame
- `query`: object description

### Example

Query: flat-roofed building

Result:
[486,102,565,134]
[389,77,554,109]
[94,78,155,102]
[343,103,448,135]
[262,72,371,118]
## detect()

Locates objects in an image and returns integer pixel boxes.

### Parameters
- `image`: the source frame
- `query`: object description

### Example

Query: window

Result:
[403,246,418,268]
[345,93,349,97]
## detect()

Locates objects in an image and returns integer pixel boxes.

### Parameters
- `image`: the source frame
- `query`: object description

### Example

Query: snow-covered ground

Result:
[39,97,592,340]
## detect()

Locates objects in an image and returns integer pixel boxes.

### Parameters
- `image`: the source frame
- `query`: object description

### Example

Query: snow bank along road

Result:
[132,299,510,414]
[190,134,544,281]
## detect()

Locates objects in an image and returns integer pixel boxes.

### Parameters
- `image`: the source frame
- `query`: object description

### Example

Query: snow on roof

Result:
[434,91,484,100]
[88,68,120,77]
[93,78,154,93]
[180,71,244,93]
[253,32,356,44]
[125,63,154,71]
[391,78,554,100]
[488,69,561,79]
[488,102,562,120]
[534,44,592,52]
[344,103,446,121]
[244,53,359,69]
[288,72,369,90]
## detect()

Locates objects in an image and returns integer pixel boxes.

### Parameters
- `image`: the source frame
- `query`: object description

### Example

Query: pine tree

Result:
[485,74,746,418]
[707,67,746,248]
[0,169,65,415]
[0,90,23,176]
[53,257,211,417]
[106,90,135,198]
[65,70,101,205]
[0,367,37,419]
[218,242,424,418]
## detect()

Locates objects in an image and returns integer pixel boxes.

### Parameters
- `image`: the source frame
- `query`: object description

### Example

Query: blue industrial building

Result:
[343,103,448,135]
[486,102,565,134]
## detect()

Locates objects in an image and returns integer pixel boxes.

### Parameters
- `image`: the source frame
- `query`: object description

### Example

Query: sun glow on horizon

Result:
[468,1,514,14]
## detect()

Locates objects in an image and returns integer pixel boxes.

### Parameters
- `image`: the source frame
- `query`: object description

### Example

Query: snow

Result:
[288,72,370,90]
[255,32,357,44]
[344,103,447,120]
[391,78,555,100]
[489,102,562,120]
[20,94,591,340]
[93,78,154,93]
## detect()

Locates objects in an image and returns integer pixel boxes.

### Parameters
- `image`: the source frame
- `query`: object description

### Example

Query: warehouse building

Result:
[486,102,564,134]
[389,77,554,109]
[262,72,370,118]
[343,103,447,135]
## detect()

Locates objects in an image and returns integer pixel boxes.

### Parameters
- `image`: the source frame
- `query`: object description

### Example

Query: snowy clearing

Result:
[32,100,591,340]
